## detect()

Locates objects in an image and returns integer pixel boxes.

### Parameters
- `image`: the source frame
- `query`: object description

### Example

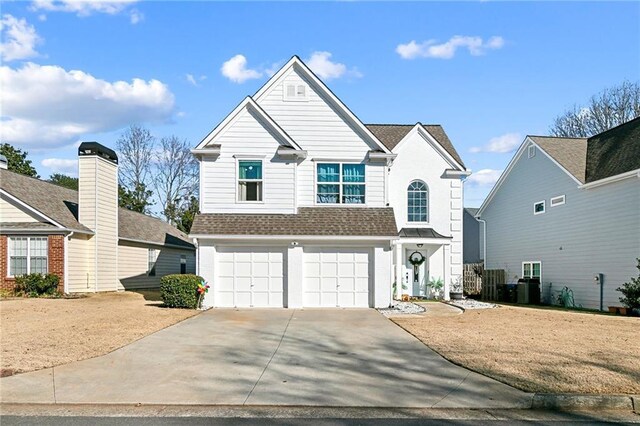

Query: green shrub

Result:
[617,258,640,310]
[160,274,204,309]
[14,273,60,296]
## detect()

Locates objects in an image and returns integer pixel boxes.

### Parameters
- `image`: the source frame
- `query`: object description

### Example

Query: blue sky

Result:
[1,1,638,207]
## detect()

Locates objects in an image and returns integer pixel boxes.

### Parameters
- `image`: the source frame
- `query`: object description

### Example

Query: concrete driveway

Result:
[0,309,531,408]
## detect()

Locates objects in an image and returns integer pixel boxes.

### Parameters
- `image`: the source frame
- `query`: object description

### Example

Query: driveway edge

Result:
[531,393,637,411]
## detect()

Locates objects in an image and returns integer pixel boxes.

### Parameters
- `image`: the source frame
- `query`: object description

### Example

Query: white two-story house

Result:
[190,56,469,308]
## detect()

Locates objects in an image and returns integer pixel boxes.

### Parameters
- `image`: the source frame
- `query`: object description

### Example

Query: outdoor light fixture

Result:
[417,244,423,248]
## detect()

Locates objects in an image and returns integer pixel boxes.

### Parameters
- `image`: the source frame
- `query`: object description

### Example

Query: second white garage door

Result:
[303,248,370,308]
[216,247,284,307]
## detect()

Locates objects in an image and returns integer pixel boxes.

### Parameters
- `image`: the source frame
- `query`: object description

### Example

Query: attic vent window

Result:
[283,83,309,102]
[528,145,536,158]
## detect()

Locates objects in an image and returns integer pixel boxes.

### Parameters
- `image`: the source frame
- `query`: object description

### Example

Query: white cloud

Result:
[470,132,522,153]
[466,169,503,186]
[38,14,47,21]
[396,35,505,60]
[0,14,41,62]
[0,62,175,149]
[221,54,262,84]
[30,0,138,17]
[129,8,143,24]
[305,51,362,80]
[185,73,206,87]
[42,158,78,175]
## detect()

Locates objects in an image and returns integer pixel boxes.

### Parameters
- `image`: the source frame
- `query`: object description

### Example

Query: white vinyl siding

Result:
[482,143,640,309]
[118,241,196,289]
[200,107,295,214]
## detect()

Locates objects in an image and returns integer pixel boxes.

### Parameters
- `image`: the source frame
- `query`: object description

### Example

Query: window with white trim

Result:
[407,180,429,222]
[8,236,48,277]
[238,160,263,202]
[283,83,308,101]
[522,261,541,280]
[550,195,565,207]
[180,255,187,274]
[148,248,158,276]
[533,200,545,215]
[316,163,365,204]
[528,145,536,158]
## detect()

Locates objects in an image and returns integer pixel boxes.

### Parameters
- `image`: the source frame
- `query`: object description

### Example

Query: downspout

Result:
[64,231,74,294]
[477,218,487,267]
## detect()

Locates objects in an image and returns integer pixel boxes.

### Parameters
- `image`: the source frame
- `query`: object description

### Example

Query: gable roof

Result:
[191,207,398,238]
[366,123,466,168]
[529,136,588,183]
[464,207,479,217]
[0,169,193,249]
[252,56,392,154]
[585,116,640,183]
[194,96,302,151]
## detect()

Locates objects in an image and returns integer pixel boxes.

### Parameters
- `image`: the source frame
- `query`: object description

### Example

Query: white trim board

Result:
[392,124,466,172]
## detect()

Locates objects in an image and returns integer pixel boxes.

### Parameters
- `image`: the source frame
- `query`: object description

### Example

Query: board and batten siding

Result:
[255,68,386,207]
[118,241,196,289]
[200,107,296,214]
[481,141,640,310]
[67,234,94,292]
[0,195,40,222]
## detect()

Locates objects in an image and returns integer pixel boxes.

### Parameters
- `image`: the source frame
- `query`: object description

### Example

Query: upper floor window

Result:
[407,180,428,222]
[533,200,545,215]
[316,163,365,204]
[8,236,48,277]
[283,83,308,101]
[238,160,263,202]
[528,145,536,158]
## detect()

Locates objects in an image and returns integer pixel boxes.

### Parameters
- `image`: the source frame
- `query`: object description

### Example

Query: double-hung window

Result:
[148,248,158,276]
[238,160,263,202]
[316,163,365,204]
[8,236,48,277]
[522,261,541,280]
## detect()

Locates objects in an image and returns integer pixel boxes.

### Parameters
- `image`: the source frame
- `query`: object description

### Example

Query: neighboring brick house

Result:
[0,143,196,293]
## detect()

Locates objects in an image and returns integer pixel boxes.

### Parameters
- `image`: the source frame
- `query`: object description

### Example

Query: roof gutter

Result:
[442,169,472,178]
[276,146,308,159]
[118,237,196,250]
[191,146,221,158]
[579,168,640,189]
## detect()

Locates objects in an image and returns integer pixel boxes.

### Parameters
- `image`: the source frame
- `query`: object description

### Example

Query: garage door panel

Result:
[214,247,285,308]
[303,247,370,308]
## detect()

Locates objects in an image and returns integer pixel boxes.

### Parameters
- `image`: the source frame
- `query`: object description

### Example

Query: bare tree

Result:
[550,81,640,137]
[116,125,155,213]
[153,135,198,224]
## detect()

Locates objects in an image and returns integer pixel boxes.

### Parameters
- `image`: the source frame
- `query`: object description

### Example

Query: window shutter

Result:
[296,85,306,97]
[286,84,296,98]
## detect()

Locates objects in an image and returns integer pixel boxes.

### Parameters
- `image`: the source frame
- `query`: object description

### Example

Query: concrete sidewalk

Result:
[0,309,531,408]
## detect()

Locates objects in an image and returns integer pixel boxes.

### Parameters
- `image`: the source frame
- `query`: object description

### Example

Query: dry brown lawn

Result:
[393,305,640,394]
[0,291,198,376]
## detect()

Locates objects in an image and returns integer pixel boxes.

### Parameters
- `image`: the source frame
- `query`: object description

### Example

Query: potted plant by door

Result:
[450,276,464,300]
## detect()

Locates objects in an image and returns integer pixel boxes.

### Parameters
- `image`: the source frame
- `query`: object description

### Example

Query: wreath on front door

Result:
[408,251,426,266]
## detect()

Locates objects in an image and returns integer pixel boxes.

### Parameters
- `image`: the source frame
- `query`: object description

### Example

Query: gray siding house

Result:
[476,118,640,310]
[463,208,483,263]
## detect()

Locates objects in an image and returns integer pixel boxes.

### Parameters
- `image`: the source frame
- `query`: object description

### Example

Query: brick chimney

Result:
[77,142,119,291]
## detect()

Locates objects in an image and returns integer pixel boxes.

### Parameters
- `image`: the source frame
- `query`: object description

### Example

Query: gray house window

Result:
[180,255,187,274]
[533,200,545,215]
[148,248,158,276]
[407,180,428,222]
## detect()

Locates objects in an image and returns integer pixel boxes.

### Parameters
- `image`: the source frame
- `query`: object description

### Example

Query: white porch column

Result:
[287,245,304,308]
[199,241,216,308]
[443,244,451,301]
[394,242,403,300]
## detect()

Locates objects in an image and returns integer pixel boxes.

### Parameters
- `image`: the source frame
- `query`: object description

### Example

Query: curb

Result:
[531,393,637,411]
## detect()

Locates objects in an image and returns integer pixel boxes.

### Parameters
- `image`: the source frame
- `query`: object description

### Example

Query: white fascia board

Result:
[189,234,399,241]
[476,138,530,217]
[1,189,67,230]
[579,168,640,189]
[194,96,302,152]
[253,56,392,154]
[0,228,70,235]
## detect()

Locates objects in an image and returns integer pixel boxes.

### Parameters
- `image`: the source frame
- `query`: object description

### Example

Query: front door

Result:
[406,250,428,297]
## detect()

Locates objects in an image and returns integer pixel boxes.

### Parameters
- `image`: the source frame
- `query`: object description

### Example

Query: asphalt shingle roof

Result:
[585,117,640,183]
[191,207,398,237]
[528,136,588,183]
[366,124,466,169]
[398,228,451,239]
[1,169,193,248]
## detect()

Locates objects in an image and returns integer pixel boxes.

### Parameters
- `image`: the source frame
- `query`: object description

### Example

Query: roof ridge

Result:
[588,116,640,139]
[529,135,587,140]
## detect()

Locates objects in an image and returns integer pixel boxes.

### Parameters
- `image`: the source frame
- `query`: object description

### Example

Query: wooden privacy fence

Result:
[481,269,507,301]
[463,263,483,295]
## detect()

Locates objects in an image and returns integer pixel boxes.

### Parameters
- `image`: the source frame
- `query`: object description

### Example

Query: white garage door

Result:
[216,247,284,307]
[303,248,370,308]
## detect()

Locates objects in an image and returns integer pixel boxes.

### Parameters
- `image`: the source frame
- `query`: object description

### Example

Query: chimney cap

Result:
[78,142,118,164]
